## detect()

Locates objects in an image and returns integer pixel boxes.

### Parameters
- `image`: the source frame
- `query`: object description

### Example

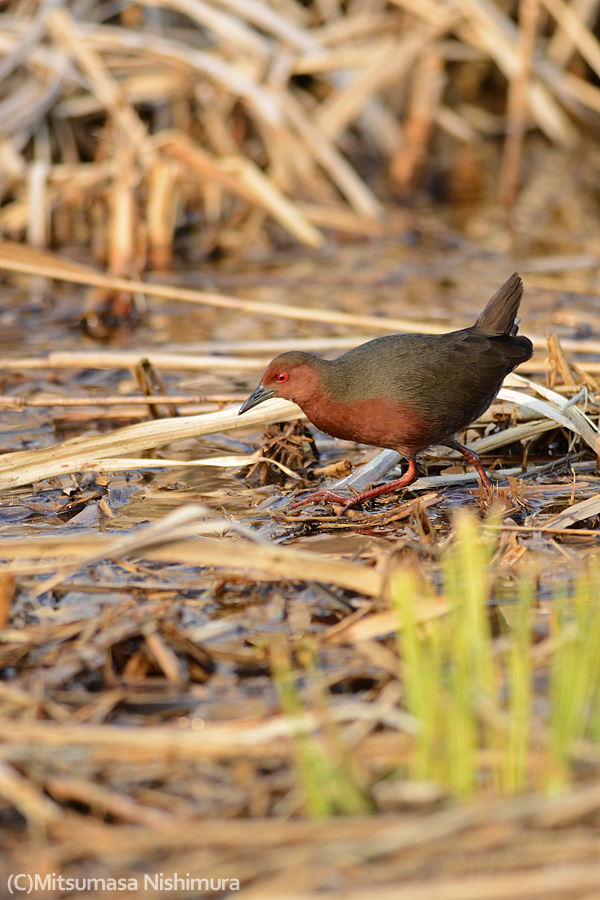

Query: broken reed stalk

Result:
[0,505,383,596]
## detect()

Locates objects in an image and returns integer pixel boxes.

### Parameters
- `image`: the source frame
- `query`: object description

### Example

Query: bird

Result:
[238,273,533,514]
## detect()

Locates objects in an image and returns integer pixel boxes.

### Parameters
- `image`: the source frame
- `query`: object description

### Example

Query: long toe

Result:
[335,496,362,516]
[289,489,354,511]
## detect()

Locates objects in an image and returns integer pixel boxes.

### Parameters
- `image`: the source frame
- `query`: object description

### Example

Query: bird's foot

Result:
[288,489,360,516]
[289,460,420,517]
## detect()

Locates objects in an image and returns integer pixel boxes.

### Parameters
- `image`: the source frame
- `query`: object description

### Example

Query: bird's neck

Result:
[292,358,350,424]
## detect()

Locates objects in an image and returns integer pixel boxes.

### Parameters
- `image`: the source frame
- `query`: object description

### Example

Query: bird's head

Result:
[238,351,321,415]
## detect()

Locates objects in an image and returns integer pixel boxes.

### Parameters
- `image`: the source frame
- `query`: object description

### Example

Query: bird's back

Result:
[314,276,532,454]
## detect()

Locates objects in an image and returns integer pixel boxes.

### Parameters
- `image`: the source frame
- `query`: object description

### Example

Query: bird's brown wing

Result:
[399,329,531,438]
[334,329,531,445]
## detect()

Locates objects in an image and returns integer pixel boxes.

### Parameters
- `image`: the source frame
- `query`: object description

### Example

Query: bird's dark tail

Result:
[475,273,524,337]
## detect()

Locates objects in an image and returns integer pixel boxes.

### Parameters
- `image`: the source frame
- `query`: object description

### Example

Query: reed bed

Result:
[2,0,600,263]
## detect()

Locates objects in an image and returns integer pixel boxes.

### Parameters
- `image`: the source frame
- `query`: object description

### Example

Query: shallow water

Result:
[0,226,598,619]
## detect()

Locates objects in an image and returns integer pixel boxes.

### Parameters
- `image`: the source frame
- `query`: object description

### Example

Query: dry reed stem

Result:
[453,0,577,145]
[542,0,600,82]
[390,0,575,143]
[44,454,301,476]
[0,351,269,371]
[0,399,303,489]
[44,775,173,827]
[279,91,384,219]
[0,760,63,830]
[390,46,444,191]
[158,132,325,247]
[0,242,459,334]
[0,531,383,593]
[46,10,149,157]
[510,374,600,454]
[314,28,438,141]
[0,394,245,408]
[543,492,600,529]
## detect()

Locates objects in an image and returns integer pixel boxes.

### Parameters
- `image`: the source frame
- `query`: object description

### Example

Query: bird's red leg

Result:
[451,442,492,494]
[289,459,419,515]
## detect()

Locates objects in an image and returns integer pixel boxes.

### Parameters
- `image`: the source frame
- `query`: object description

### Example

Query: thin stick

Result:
[0,394,245,408]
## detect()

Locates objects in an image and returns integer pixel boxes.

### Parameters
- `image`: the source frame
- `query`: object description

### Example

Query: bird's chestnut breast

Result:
[300,392,437,456]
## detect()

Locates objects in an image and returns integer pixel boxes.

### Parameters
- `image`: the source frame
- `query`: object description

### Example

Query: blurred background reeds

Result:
[3,0,600,269]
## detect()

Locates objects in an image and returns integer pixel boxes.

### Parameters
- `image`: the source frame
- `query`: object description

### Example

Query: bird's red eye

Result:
[277,372,288,383]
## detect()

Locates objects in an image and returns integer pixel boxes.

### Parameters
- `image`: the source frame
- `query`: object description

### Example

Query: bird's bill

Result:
[238,383,275,415]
